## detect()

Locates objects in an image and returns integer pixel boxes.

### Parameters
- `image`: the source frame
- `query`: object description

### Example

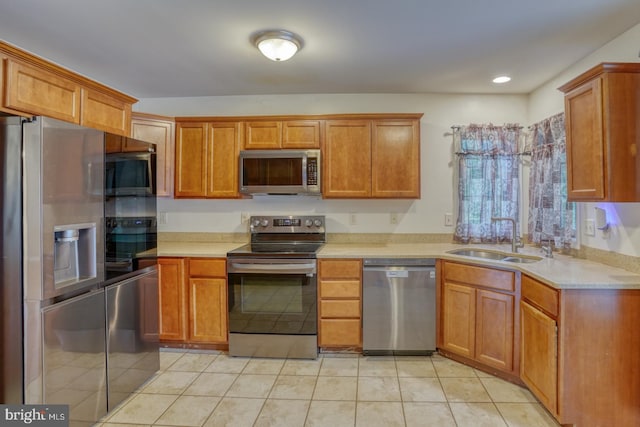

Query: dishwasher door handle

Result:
[363,266,435,272]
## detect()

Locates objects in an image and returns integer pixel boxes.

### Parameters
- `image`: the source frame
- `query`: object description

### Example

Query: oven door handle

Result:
[229,262,316,275]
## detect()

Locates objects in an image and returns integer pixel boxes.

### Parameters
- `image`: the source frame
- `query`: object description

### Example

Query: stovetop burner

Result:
[227,215,326,258]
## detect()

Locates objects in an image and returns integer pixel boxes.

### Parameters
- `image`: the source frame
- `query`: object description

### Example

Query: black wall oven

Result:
[226,215,325,359]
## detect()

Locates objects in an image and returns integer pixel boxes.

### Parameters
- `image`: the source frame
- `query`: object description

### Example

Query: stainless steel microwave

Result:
[239,149,321,195]
[105,151,156,197]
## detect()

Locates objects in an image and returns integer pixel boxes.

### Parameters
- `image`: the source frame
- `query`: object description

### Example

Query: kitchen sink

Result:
[447,248,542,263]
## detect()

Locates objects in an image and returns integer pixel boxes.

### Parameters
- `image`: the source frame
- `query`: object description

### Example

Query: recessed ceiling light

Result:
[493,76,512,84]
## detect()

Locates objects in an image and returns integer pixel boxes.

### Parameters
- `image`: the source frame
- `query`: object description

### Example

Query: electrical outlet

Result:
[349,213,357,225]
[390,213,398,224]
[241,212,250,223]
[444,213,453,226]
[585,219,596,236]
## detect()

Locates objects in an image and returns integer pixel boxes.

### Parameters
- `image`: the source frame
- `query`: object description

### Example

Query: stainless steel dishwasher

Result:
[363,258,436,355]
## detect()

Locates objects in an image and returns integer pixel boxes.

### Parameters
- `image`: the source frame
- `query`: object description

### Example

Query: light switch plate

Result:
[158,211,168,225]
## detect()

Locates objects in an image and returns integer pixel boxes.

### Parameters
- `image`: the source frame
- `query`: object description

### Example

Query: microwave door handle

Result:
[229,262,316,275]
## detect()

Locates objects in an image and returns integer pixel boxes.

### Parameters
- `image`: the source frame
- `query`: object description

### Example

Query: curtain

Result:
[527,113,576,249]
[454,124,522,244]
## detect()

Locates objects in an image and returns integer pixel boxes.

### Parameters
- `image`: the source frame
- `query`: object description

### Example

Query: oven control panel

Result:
[249,215,325,233]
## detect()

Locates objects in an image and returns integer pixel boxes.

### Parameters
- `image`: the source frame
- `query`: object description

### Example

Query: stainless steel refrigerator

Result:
[0,115,159,426]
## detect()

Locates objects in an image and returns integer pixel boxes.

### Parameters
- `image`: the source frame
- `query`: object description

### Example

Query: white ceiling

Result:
[1,0,640,98]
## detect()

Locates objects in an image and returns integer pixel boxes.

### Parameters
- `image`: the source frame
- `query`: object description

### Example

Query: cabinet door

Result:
[189,277,228,343]
[175,122,208,197]
[323,120,371,198]
[244,121,282,149]
[475,289,514,372]
[131,115,175,197]
[282,120,321,148]
[441,282,475,358]
[105,133,123,153]
[81,88,131,136]
[564,78,605,200]
[520,300,558,415]
[207,122,240,198]
[372,120,420,198]
[4,58,81,123]
[158,258,187,342]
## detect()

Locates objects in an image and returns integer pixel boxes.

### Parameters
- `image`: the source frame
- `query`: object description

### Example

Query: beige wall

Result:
[528,22,640,258]
[137,22,640,258]
[136,93,528,236]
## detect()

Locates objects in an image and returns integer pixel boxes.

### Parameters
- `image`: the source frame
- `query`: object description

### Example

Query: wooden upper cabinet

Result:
[559,62,640,202]
[244,119,320,149]
[282,120,321,148]
[207,122,241,198]
[1,42,137,134]
[4,58,81,123]
[174,114,421,199]
[80,88,131,136]
[131,113,175,197]
[372,120,420,198]
[244,121,282,149]
[323,117,421,199]
[323,120,372,198]
[175,122,208,197]
[174,120,240,199]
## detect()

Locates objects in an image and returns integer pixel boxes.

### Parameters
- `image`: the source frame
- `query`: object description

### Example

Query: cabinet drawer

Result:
[319,259,362,279]
[320,300,360,318]
[522,275,558,317]
[319,319,361,346]
[443,261,515,292]
[319,280,361,298]
[189,258,226,277]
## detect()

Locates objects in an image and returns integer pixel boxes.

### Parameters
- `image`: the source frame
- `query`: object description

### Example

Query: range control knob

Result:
[305,219,314,227]
[252,219,262,227]
[260,219,269,227]
[314,219,323,227]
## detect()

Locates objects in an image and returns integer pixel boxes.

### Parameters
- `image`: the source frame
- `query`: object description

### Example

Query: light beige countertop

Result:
[158,241,640,290]
[158,242,244,258]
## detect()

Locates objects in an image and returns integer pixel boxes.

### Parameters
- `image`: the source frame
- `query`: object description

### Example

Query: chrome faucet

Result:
[540,232,554,258]
[491,217,524,253]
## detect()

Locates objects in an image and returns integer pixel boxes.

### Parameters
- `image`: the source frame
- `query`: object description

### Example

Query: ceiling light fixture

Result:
[492,76,512,84]
[252,30,303,61]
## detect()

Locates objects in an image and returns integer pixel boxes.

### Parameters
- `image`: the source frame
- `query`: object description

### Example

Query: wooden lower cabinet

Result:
[188,259,227,344]
[318,259,362,348]
[520,274,640,427]
[438,261,517,377]
[158,257,228,346]
[158,258,187,341]
[520,299,557,414]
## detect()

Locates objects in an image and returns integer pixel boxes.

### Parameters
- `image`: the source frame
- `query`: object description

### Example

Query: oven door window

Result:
[228,273,317,335]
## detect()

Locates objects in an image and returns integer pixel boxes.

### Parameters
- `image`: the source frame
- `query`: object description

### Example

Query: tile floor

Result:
[97,349,561,427]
